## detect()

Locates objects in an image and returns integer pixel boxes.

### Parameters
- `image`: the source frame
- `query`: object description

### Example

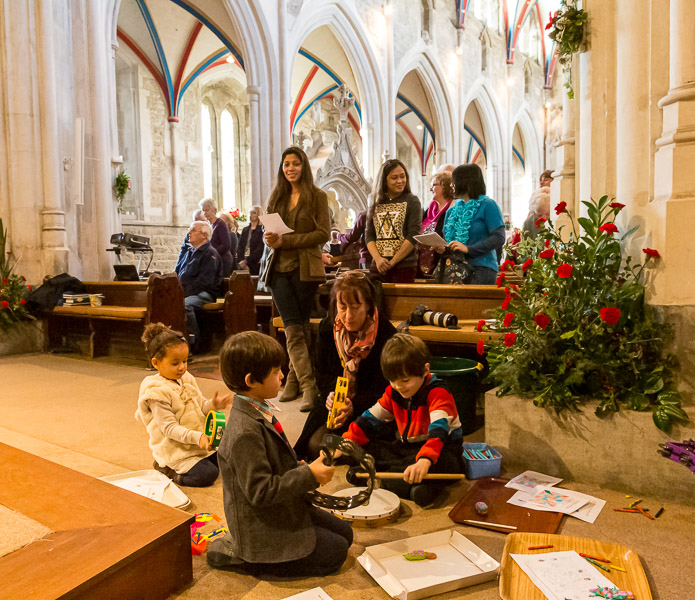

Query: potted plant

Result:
[114,169,131,213]
[546,0,589,99]
[481,196,688,434]
[0,218,34,331]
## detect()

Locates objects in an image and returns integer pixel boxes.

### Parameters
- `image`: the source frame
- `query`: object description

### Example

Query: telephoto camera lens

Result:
[422,310,458,328]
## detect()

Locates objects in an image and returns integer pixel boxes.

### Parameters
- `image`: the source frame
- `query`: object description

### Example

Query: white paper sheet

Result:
[507,486,605,523]
[510,485,588,515]
[260,212,294,235]
[511,551,618,600]
[414,232,447,247]
[111,477,170,502]
[281,588,334,600]
[505,470,564,493]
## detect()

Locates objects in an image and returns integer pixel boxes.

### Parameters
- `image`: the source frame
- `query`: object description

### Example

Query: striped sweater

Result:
[343,374,462,464]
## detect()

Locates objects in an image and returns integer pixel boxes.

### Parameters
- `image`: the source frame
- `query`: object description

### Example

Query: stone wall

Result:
[120,224,188,274]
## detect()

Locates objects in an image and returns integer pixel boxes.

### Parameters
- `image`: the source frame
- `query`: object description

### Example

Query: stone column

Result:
[552,89,576,238]
[37,0,69,275]
[653,0,695,304]
[247,85,263,207]
[168,118,184,225]
[384,2,396,156]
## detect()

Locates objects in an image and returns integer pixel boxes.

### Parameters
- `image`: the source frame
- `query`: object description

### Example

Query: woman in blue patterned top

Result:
[434,164,505,284]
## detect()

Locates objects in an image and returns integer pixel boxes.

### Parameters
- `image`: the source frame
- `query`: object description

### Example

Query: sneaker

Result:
[153,460,180,482]
[207,536,244,568]
[409,483,439,507]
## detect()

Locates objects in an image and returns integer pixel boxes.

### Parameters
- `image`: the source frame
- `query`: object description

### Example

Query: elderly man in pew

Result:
[175,220,223,353]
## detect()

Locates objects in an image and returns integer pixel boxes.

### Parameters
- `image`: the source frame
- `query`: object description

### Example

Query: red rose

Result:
[503,312,515,328]
[535,217,547,227]
[539,248,555,259]
[642,248,660,258]
[496,272,506,287]
[599,223,618,234]
[545,239,551,248]
[555,201,567,215]
[534,313,550,329]
[610,202,625,210]
[476,340,485,355]
[600,307,621,325]
[27,284,31,290]
[557,263,573,278]
[1,300,8,308]
[20,299,26,305]
[1,278,6,284]
[510,284,519,292]
[501,296,511,310]
[504,332,517,347]
[522,258,533,271]
[476,319,486,332]
[500,260,515,272]
[21,276,26,281]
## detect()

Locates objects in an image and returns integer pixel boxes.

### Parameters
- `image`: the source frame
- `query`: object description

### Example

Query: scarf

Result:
[421,199,451,233]
[442,196,486,244]
[333,308,380,398]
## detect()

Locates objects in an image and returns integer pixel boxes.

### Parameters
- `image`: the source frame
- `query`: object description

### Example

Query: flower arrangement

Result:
[0,218,34,329]
[228,207,247,223]
[113,170,131,213]
[546,0,589,99]
[481,196,688,433]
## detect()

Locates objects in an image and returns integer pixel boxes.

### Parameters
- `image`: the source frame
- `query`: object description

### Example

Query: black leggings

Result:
[245,506,353,578]
[178,453,219,487]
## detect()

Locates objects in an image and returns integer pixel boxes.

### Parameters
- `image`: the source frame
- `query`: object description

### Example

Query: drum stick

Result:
[354,472,466,480]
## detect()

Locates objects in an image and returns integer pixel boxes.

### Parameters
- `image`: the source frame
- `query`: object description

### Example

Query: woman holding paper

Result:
[263,146,330,411]
[434,164,505,285]
[418,171,453,277]
[364,159,422,283]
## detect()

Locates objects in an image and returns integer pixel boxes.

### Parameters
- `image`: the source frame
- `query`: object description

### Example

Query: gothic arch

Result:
[288,2,386,178]
[512,104,543,186]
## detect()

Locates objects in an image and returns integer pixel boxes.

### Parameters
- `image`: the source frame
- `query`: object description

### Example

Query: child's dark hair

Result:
[219,331,285,392]
[380,333,430,381]
[141,322,187,360]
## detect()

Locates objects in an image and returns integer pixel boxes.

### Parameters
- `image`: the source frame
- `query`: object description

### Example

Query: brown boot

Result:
[279,362,299,402]
[284,324,319,412]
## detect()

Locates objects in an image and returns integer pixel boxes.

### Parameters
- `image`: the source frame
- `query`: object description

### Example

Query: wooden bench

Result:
[272,283,505,347]
[47,273,186,358]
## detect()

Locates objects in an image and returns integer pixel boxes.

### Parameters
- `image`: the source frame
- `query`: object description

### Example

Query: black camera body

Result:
[409,304,458,329]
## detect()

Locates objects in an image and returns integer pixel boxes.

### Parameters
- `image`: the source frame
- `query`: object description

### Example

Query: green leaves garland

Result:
[547,0,589,99]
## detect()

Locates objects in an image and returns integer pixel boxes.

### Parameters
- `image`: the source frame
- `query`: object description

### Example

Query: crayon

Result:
[638,507,655,520]
[579,553,610,563]
[528,544,553,550]
[655,507,664,518]
[584,556,611,572]
[608,564,627,572]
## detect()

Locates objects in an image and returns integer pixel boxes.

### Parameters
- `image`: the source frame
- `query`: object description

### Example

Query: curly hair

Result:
[141,323,187,360]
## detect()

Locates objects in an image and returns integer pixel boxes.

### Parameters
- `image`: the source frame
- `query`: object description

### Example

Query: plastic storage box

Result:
[463,443,501,479]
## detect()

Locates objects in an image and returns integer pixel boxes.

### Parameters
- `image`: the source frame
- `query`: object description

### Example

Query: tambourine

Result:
[204,410,226,448]
[307,434,377,512]
[328,487,401,527]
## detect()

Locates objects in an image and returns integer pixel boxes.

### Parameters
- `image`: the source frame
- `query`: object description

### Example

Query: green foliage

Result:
[0,218,34,330]
[487,196,688,434]
[114,170,131,212]
[547,0,588,99]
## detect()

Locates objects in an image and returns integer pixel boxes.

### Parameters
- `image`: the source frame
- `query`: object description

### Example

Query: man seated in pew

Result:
[174,220,223,352]
[294,271,396,460]
[174,209,208,273]
[343,333,465,507]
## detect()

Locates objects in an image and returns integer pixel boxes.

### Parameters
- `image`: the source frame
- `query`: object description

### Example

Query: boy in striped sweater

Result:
[343,333,464,506]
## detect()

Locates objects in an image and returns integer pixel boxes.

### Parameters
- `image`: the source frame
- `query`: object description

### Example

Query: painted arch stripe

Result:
[135,0,174,102]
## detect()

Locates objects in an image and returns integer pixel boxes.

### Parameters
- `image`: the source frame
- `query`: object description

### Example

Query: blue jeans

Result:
[468,266,497,285]
[184,291,215,339]
[179,453,218,487]
[269,270,319,327]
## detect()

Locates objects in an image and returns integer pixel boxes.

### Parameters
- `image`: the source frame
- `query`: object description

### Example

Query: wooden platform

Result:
[0,443,194,599]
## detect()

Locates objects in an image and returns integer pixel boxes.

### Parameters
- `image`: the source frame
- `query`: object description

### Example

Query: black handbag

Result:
[434,249,473,284]
[256,244,276,293]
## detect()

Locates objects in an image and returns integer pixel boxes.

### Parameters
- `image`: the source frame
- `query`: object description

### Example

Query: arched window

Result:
[201,104,213,199]
[220,109,235,211]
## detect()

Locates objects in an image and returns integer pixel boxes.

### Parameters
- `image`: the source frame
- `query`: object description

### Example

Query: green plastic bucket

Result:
[430,356,483,435]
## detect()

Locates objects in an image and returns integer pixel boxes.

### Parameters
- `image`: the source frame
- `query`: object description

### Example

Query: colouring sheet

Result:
[505,470,564,493]
[508,485,588,515]
[507,486,604,522]
[511,551,618,600]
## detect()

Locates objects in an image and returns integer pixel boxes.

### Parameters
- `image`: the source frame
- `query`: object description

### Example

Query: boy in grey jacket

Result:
[208,331,353,577]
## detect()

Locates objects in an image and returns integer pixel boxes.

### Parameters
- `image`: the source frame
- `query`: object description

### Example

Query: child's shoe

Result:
[153,460,182,484]
[409,483,439,507]
[207,535,244,568]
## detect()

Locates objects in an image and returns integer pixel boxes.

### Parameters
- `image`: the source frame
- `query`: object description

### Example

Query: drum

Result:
[328,487,401,527]
[204,410,226,448]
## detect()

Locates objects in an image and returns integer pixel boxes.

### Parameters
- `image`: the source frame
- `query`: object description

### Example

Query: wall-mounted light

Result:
[416,124,424,130]
[226,55,235,64]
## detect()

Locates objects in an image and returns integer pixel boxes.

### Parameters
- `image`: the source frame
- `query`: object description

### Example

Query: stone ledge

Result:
[485,389,695,505]
[0,321,45,356]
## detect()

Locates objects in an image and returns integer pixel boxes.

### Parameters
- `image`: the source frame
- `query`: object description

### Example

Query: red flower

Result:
[1,300,8,308]
[1,278,6,284]
[522,258,533,271]
[20,299,26,305]
[500,259,515,272]
[557,263,573,278]
[642,248,660,258]
[610,202,625,210]
[501,296,511,310]
[503,312,515,328]
[496,272,506,287]
[555,201,567,215]
[599,223,619,234]
[545,10,558,30]
[534,313,550,329]
[545,239,551,248]
[476,319,486,332]
[504,332,517,347]
[27,284,31,290]
[510,284,519,292]
[535,217,547,227]
[476,340,485,355]
[539,248,555,259]
[600,307,621,325]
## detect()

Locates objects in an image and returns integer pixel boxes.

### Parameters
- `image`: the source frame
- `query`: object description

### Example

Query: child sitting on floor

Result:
[136,323,233,487]
[343,333,464,507]
[207,330,353,577]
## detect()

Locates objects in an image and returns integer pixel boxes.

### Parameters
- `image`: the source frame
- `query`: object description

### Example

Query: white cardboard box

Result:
[357,529,499,600]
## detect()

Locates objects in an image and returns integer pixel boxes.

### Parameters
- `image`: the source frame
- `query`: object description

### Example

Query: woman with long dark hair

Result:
[364,159,422,283]
[435,163,505,284]
[263,147,330,411]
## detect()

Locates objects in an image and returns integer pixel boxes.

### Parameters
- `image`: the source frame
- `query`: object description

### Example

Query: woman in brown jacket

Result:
[263,146,330,411]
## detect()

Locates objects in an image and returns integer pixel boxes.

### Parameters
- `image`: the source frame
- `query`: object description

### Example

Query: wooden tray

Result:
[448,476,564,534]
[499,532,652,600]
